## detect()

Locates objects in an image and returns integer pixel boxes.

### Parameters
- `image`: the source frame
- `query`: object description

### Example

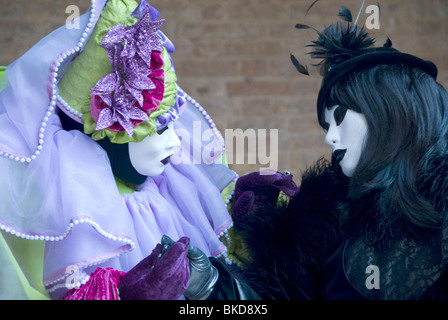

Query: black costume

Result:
[205,4,448,300]
[209,159,448,300]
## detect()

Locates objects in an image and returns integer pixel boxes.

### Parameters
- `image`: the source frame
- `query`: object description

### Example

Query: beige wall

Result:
[1,0,447,179]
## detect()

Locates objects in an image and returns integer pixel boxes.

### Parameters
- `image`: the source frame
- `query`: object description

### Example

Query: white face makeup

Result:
[128,122,181,177]
[324,105,368,177]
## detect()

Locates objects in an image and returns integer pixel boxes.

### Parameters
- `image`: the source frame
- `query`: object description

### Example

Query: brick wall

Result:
[1,0,447,179]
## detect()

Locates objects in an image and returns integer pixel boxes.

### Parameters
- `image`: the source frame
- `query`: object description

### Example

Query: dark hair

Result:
[319,63,448,244]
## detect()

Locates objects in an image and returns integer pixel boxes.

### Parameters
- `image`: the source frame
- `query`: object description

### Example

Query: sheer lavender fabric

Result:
[0,0,236,297]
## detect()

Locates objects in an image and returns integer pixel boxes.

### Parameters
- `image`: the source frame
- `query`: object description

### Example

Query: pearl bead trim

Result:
[52,0,99,124]
[178,87,242,267]
[2,1,243,291]
[178,86,226,153]
[41,215,135,292]
[215,222,241,268]
[0,1,137,292]
[0,0,98,164]
[57,94,83,120]
[1,213,135,293]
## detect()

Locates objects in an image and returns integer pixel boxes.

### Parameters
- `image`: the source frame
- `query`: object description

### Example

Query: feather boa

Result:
[234,158,348,299]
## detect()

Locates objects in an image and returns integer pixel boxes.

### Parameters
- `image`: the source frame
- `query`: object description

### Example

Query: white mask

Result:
[324,105,368,177]
[128,122,181,177]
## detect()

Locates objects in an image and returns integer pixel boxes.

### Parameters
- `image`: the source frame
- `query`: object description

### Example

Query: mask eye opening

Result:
[334,105,348,126]
[156,125,169,135]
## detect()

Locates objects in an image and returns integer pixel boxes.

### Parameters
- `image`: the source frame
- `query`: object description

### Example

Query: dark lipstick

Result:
[334,149,346,163]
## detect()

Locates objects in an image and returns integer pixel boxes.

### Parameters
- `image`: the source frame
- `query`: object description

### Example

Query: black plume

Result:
[291,2,379,76]
[290,53,309,75]
[307,22,376,72]
[306,0,320,16]
[295,23,311,30]
[383,37,392,48]
[338,6,352,22]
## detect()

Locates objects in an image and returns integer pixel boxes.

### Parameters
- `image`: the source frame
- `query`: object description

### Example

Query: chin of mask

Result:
[128,122,181,177]
[324,105,368,177]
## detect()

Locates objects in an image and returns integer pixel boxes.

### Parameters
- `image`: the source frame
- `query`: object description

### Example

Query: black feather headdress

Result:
[290,1,392,77]
[290,1,438,118]
[307,22,377,74]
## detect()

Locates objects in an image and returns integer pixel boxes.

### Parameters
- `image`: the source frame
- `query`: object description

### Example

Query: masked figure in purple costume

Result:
[148,4,448,300]
[0,0,241,299]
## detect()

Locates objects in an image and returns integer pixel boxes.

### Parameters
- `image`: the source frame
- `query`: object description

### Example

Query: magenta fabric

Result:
[63,267,126,300]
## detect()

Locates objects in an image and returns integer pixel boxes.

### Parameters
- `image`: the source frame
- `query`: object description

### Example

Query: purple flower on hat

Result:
[93,86,150,138]
[121,18,165,68]
[91,43,153,108]
[90,4,166,138]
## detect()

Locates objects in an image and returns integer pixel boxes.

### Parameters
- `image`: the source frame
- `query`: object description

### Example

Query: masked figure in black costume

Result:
[120,5,448,300]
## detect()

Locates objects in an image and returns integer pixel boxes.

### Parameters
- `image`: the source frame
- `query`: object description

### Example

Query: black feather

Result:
[383,37,392,48]
[290,53,309,75]
[295,23,311,30]
[307,22,376,72]
[306,0,319,16]
[338,6,353,22]
[236,158,347,299]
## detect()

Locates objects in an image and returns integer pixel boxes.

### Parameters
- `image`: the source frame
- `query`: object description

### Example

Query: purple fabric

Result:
[155,87,184,130]
[0,0,236,298]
